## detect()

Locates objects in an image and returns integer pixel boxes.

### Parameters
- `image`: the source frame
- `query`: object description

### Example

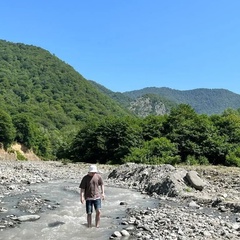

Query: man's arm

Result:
[100,184,105,200]
[80,188,85,204]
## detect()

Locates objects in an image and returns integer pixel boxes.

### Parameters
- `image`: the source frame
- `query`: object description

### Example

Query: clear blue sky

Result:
[1,0,240,93]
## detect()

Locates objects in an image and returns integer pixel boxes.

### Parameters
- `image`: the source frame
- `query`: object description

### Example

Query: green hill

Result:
[0,40,132,157]
[89,80,132,108]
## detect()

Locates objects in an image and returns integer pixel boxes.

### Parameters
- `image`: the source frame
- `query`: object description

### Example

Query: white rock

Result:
[18,215,40,222]
[121,229,130,236]
[112,231,122,237]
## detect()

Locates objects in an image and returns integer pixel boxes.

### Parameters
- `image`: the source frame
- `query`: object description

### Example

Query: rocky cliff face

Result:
[128,97,168,117]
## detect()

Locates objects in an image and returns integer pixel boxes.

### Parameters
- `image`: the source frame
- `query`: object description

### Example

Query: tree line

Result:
[57,104,240,167]
[1,104,240,166]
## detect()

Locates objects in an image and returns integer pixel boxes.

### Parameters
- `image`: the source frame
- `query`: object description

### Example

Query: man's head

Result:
[88,165,98,176]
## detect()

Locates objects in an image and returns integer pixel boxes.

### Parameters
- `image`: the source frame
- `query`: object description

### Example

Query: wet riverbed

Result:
[0,180,158,240]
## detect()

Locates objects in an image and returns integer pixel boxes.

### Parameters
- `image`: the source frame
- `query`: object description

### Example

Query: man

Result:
[79,165,105,228]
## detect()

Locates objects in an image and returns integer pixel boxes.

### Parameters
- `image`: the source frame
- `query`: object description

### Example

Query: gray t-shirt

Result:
[79,174,103,200]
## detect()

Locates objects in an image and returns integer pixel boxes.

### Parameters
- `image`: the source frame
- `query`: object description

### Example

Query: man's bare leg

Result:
[95,209,101,227]
[87,214,92,227]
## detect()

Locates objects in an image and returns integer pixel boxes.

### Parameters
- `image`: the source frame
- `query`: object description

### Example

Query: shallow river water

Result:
[0,180,158,240]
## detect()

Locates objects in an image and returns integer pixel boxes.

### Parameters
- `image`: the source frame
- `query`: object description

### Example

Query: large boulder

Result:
[186,170,206,191]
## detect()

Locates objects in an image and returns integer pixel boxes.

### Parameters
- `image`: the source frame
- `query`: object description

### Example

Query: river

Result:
[0,180,158,240]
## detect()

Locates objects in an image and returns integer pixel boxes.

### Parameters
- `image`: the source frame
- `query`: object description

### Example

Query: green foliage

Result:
[140,115,166,141]
[12,113,52,158]
[64,103,240,167]
[216,109,240,144]
[163,104,203,160]
[16,150,27,161]
[124,137,180,165]
[13,113,37,149]
[185,155,209,165]
[89,80,133,109]
[69,116,142,164]
[0,110,15,148]
[226,146,240,167]
[185,155,198,165]
[32,128,51,159]
[0,39,131,158]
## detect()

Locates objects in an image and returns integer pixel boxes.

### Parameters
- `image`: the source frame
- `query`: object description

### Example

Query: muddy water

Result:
[0,180,158,240]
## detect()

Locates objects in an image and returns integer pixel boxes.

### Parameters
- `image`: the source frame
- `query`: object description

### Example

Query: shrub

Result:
[16,150,27,161]
[226,147,240,167]
[124,137,180,165]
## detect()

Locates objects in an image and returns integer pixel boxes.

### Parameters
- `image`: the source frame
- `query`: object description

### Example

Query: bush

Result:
[226,147,240,167]
[124,137,180,165]
[185,155,198,165]
[16,150,27,161]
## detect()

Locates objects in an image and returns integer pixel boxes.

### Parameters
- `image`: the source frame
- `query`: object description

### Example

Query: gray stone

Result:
[18,215,40,222]
[112,231,122,237]
[188,200,200,209]
[121,229,130,236]
[186,170,205,190]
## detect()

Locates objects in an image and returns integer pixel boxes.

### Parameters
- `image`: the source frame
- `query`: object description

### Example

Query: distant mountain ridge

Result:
[90,82,240,115]
[123,87,240,114]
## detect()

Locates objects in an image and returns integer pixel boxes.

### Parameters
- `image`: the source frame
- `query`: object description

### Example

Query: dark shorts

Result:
[86,199,101,214]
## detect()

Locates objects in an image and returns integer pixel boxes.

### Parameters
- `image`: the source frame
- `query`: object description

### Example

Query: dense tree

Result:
[13,114,37,149]
[69,120,101,163]
[0,110,15,148]
[31,128,51,159]
[140,115,166,141]
[64,104,240,166]
[69,117,142,164]
[217,109,240,144]
[162,104,201,161]
[124,137,180,165]
[226,146,240,167]
[162,104,231,165]
[12,113,52,158]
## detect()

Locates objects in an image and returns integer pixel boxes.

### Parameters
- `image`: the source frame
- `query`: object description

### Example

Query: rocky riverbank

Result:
[1,160,240,239]
[107,163,240,239]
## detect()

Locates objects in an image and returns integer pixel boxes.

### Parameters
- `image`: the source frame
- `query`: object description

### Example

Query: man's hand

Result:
[102,194,105,200]
[80,189,85,204]
[80,196,85,204]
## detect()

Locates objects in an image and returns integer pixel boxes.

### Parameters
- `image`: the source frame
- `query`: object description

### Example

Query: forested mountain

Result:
[89,81,176,116]
[90,81,240,115]
[123,87,240,115]
[90,81,240,116]
[0,40,132,158]
[89,80,132,108]
[2,39,240,162]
